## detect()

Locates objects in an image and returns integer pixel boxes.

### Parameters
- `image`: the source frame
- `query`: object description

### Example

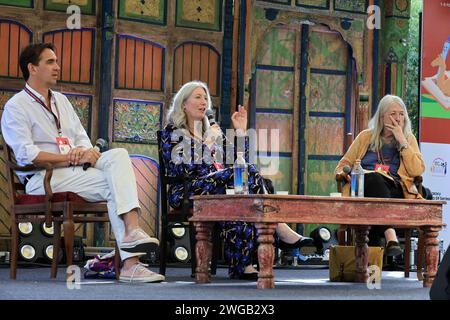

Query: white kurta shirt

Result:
[1,83,93,181]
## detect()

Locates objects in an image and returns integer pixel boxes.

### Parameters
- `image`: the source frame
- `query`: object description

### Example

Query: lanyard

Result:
[376,149,385,165]
[24,86,62,136]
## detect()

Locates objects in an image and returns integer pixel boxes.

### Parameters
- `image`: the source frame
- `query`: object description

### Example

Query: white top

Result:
[1,83,92,180]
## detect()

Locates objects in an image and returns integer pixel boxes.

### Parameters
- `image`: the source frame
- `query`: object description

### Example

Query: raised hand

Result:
[384,115,407,146]
[231,105,247,133]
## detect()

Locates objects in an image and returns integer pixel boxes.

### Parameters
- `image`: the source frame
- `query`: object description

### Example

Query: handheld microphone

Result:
[206,109,216,126]
[343,165,351,175]
[82,138,108,171]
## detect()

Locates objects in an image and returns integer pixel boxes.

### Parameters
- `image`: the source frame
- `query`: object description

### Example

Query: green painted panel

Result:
[255,70,294,110]
[352,20,364,33]
[257,156,292,193]
[296,0,329,9]
[306,117,344,155]
[262,0,290,4]
[309,31,347,71]
[118,0,166,25]
[176,0,221,31]
[304,159,340,238]
[0,0,32,7]
[387,0,410,17]
[66,95,91,135]
[44,0,95,15]
[394,0,410,17]
[111,142,159,161]
[310,74,346,113]
[306,159,338,196]
[257,27,295,67]
[256,113,293,153]
[397,64,403,97]
[382,17,409,62]
[334,0,366,13]
[421,94,450,119]
[113,99,162,144]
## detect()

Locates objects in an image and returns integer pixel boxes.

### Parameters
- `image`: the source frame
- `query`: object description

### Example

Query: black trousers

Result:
[363,173,404,246]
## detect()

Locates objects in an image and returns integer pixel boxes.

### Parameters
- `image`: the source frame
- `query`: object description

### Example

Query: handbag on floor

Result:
[329,245,384,282]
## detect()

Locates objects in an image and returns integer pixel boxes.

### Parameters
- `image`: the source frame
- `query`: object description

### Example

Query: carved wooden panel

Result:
[44,0,95,15]
[173,42,220,96]
[43,28,95,84]
[0,0,32,8]
[176,0,222,31]
[113,98,162,144]
[333,0,367,14]
[118,0,166,25]
[0,89,18,238]
[0,20,32,79]
[115,35,165,91]
[296,0,330,10]
[65,93,92,136]
[130,155,160,238]
[254,26,296,193]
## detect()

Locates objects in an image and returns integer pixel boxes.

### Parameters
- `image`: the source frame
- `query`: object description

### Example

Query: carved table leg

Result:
[194,222,213,284]
[255,223,278,289]
[423,226,442,288]
[417,229,425,281]
[354,225,370,283]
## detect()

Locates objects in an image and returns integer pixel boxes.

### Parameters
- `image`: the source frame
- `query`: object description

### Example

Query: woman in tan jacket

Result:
[335,95,425,256]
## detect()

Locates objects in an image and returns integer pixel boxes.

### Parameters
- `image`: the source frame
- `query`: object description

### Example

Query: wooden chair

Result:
[2,140,120,279]
[335,133,425,280]
[157,130,220,276]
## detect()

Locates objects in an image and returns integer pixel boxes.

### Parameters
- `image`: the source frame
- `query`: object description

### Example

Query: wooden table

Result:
[190,194,445,289]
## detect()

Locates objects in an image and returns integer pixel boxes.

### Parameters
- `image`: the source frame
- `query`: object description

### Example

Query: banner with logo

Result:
[420,1,450,249]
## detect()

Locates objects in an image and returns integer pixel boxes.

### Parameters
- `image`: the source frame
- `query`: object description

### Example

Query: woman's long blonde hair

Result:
[166,81,213,132]
[368,94,412,151]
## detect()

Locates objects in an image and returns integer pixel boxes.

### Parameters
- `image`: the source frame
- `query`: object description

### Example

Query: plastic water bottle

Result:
[350,159,364,197]
[233,152,248,194]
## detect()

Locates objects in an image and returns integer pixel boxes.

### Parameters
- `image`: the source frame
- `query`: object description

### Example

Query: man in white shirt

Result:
[1,43,165,283]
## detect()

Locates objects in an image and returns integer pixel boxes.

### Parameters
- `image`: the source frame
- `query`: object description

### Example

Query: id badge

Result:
[375,163,390,173]
[56,137,72,155]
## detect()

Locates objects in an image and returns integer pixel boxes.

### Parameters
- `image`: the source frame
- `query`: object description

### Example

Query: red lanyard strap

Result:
[376,149,385,165]
[24,87,62,136]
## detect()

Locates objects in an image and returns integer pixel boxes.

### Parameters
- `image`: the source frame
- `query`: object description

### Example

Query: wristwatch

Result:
[399,143,408,152]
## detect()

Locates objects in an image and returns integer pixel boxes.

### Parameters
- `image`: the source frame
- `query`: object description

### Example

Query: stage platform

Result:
[0,265,430,300]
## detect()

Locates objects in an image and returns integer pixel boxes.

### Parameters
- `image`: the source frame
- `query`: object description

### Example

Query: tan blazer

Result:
[335,129,425,199]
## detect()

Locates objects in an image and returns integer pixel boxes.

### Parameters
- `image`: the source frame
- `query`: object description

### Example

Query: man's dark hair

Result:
[19,43,56,81]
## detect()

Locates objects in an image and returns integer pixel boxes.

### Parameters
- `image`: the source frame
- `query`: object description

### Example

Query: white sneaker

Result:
[121,228,160,253]
[119,263,165,283]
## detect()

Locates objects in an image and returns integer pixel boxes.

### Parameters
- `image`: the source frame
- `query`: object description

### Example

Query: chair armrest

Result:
[9,161,56,227]
[6,160,39,172]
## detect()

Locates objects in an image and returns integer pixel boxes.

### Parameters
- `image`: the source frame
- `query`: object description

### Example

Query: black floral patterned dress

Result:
[160,123,269,278]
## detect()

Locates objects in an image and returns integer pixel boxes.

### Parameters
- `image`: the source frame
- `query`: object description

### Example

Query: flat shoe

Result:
[121,228,160,253]
[119,263,165,283]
